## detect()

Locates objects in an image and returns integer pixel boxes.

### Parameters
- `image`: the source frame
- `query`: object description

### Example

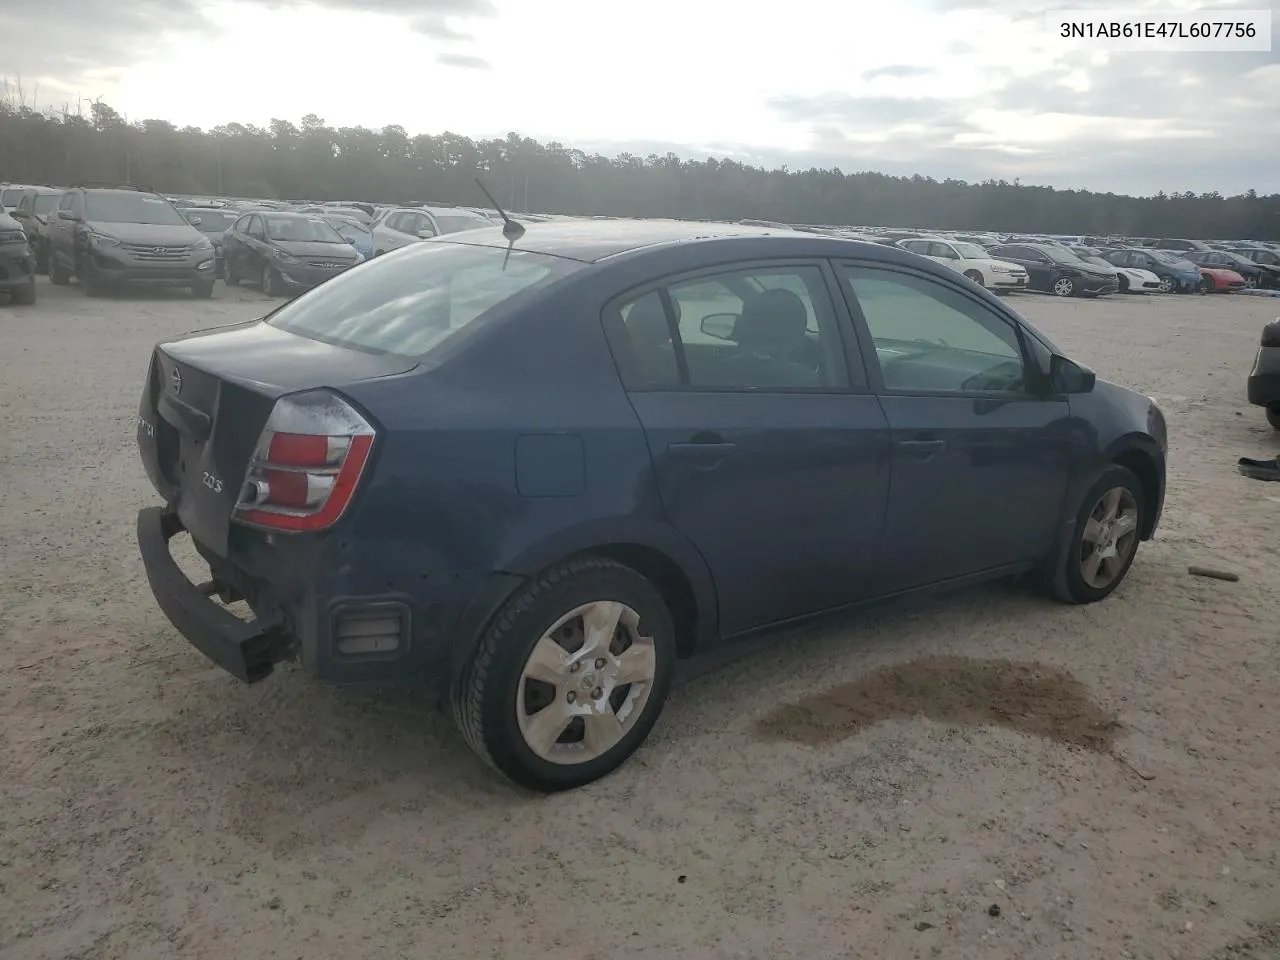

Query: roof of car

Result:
[440,217,825,263]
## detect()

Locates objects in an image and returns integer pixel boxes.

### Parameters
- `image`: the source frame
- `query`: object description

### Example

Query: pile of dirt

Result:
[755,655,1120,751]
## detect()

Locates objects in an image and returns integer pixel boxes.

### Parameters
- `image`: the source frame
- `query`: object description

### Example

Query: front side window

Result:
[611,263,850,391]
[839,264,1027,395]
[268,241,581,357]
[33,194,60,215]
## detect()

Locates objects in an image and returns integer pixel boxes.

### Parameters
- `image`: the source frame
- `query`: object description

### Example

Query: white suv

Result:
[370,206,491,256]
[897,237,1029,291]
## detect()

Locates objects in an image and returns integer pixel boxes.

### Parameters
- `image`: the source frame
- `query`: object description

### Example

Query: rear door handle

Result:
[667,441,737,457]
[895,438,947,458]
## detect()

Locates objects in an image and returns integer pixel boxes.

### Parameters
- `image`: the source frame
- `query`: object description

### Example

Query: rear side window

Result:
[267,241,581,357]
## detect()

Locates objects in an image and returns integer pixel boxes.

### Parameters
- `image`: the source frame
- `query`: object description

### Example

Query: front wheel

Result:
[1200,276,1214,293]
[1267,406,1280,430]
[224,260,239,286]
[1042,464,1145,604]
[79,257,106,297]
[261,265,283,297]
[450,556,676,791]
[963,269,985,287]
[1052,275,1075,297]
[1157,275,1175,293]
[190,280,214,298]
[1244,275,1258,289]
[10,278,36,305]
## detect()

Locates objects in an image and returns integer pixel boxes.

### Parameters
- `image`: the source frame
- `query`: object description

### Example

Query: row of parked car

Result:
[774,223,1280,298]
[0,181,519,302]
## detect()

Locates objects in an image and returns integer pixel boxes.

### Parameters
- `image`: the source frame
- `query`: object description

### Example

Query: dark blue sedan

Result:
[135,219,1167,791]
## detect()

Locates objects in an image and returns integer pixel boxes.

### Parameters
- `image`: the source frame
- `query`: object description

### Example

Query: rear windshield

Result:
[266,240,582,357]
[85,192,189,225]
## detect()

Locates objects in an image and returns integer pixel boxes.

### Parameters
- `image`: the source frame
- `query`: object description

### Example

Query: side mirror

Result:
[57,209,76,221]
[700,312,738,341]
[1049,354,1096,394]
[416,228,436,239]
[188,215,202,226]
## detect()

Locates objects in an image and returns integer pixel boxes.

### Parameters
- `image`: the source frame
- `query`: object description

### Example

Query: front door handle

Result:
[895,438,947,460]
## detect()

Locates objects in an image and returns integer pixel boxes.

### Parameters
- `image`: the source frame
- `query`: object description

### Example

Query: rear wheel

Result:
[450,556,676,791]
[1244,274,1258,289]
[10,278,36,305]
[1267,406,1280,431]
[1052,275,1075,297]
[1117,275,1129,293]
[963,269,984,287]
[1042,464,1145,604]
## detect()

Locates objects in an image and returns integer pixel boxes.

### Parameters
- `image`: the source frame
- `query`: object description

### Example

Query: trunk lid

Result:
[137,319,416,556]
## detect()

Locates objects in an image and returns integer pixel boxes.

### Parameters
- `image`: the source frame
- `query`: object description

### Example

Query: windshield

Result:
[1148,249,1187,265]
[184,209,238,232]
[268,241,581,357]
[433,214,490,234]
[0,189,22,207]
[952,242,987,259]
[265,216,343,243]
[1046,247,1086,264]
[34,194,61,214]
[328,220,372,241]
[86,192,188,225]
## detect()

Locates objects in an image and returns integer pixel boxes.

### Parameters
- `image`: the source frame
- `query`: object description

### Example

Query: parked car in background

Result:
[988,242,1119,297]
[45,185,216,297]
[134,220,1167,791]
[1098,248,1201,294]
[1195,264,1247,293]
[180,206,240,278]
[1154,238,1209,253]
[1185,249,1278,289]
[370,206,491,255]
[222,210,362,296]
[0,183,40,213]
[896,237,1028,291]
[9,186,63,272]
[1227,245,1280,272]
[1069,246,1163,294]
[0,209,37,304]
[1247,319,1280,430]
[318,213,375,261]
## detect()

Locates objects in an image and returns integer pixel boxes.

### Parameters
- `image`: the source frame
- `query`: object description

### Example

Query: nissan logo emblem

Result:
[170,366,183,394]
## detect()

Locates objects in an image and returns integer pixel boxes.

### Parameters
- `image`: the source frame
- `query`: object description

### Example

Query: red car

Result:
[1198,266,1246,293]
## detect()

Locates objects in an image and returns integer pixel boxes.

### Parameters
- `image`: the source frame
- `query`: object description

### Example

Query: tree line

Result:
[2,86,1277,240]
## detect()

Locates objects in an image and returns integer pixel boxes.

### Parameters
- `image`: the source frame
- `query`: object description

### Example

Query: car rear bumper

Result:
[1248,346,1280,407]
[136,504,500,685]
[137,506,289,683]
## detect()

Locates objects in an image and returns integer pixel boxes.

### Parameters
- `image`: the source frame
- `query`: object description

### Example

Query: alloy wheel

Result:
[1053,277,1074,297]
[1079,487,1140,589]
[515,600,657,765]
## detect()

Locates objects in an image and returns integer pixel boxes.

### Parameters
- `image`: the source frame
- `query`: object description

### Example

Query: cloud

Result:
[861,65,933,81]
[436,53,490,69]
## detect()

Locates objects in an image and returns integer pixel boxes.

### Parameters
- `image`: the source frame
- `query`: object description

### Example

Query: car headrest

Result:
[733,288,808,351]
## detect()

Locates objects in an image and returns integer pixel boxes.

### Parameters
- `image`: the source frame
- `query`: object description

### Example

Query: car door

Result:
[834,260,1073,593]
[48,192,76,269]
[223,215,247,275]
[928,241,966,275]
[242,215,268,276]
[992,245,1051,290]
[603,260,892,637]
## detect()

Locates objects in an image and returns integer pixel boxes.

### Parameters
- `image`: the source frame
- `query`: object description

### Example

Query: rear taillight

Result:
[232,390,376,533]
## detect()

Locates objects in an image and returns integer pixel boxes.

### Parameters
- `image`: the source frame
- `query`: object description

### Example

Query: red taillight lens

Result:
[232,391,376,533]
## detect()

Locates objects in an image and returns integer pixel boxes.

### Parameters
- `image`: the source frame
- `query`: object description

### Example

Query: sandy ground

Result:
[2,277,1279,960]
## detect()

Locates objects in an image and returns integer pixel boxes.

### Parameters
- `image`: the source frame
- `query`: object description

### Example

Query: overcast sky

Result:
[6,0,1279,195]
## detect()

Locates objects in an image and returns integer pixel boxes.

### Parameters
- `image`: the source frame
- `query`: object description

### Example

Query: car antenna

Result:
[474,177,524,269]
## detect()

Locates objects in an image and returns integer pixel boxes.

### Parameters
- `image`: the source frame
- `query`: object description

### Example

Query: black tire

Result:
[963,269,984,287]
[450,555,677,792]
[1157,275,1174,294]
[10,278,36,305]
[1117,275,1129,293]
[49,255,70,286]
[1042,464,1145,604]
[79,256,105,297]
[224,260,240,286]
[190,280,214,298]
[1200,276,1214,294]
[261,265,282,297]
[1052,275,1075,297]
[1267,406,1280,431]
[35,240,49,275]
